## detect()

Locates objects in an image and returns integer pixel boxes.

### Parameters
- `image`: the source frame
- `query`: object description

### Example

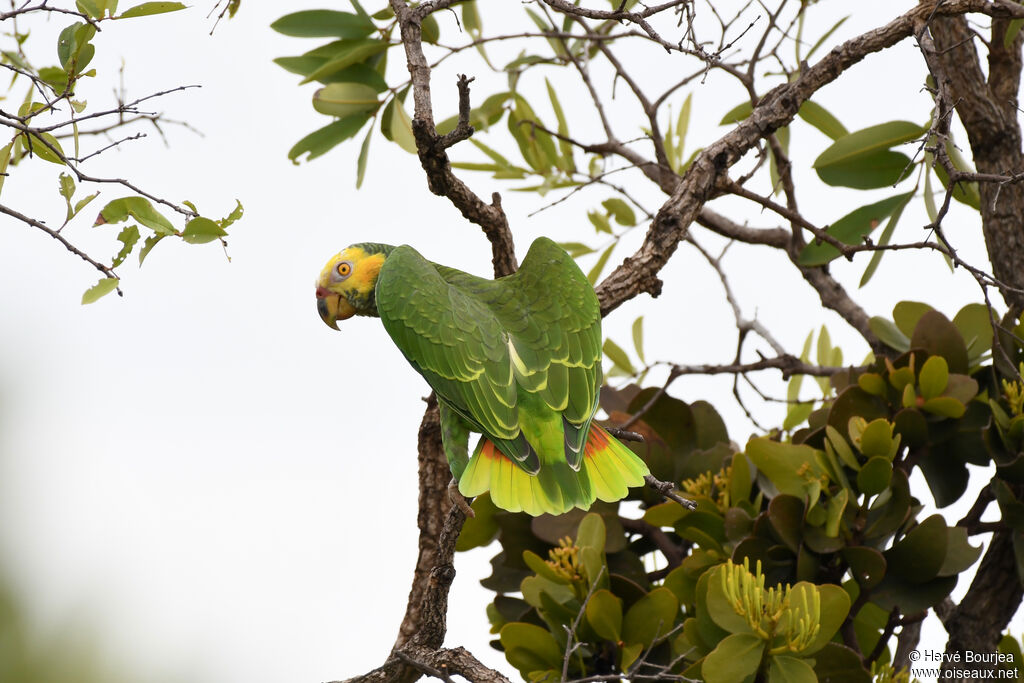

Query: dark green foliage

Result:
[455,299,1024,682]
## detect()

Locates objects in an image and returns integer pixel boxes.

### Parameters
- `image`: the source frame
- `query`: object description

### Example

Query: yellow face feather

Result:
[315,246,388,328]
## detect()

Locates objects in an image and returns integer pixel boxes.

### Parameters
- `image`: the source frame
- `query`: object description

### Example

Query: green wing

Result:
[377,239,602,475]
[472,237,603,465]
[375,246,537,471]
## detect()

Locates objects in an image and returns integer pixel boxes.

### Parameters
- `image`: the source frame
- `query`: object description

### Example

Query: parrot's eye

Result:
[336,261,353,279]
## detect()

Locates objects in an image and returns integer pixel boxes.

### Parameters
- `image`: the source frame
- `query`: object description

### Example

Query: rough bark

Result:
[931,14,1024,312]
[940,531,1024,680]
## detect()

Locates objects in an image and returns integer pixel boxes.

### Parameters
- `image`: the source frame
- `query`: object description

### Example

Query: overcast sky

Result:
[0,2,1014,682]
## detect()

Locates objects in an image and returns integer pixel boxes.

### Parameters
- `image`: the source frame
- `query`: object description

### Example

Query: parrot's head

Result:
[315,243,394,329]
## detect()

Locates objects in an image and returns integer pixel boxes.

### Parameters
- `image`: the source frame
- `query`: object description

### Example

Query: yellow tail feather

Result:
[458,425,650,516]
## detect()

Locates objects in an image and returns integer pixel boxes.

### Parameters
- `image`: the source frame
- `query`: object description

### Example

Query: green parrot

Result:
[315,236,649,516]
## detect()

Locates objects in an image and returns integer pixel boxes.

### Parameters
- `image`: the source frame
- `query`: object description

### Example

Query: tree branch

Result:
[389,0,517,277]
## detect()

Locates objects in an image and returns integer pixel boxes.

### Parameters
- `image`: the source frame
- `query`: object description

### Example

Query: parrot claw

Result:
[448,478,475,518]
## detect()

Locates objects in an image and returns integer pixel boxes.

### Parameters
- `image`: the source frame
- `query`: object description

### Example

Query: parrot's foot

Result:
[448,478,475,518]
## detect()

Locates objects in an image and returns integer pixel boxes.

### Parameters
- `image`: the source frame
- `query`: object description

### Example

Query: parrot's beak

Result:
[316,286,355,330]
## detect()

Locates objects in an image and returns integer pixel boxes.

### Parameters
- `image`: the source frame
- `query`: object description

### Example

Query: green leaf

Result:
[1006,18,1024,48]
[797,99,848,140]
[844,547,886,590]
[455,493,498,551]
[893,300,933,337]
[934,141,982,210]
[857,456,892,496]
[576,511,606,553]
[814,120,926,169]
[587,243,615,285]
[76,0,106,19]
[798,192,914,266]
[939,526,982,577]
[23,131,65,165]
[621,587,679,647]
[217,200,244,230]
[82,277,119,304]
[859,191,911,287]
[182,217,227,244]
[620,642,643,671]
[952,303,994,360]
[825,487,848,537]
[817,149,913,189]
[585,589,623,641]
[116,1,185,18]
[588,210,612,234]
[387,98,417,154]
[57,22,96,74]
[910,310,969,374]
[858,418,894,458]
[632,316,645,364]
[745,438,825,502]
[792,582,850,655]
[603,338,634,375]
[675,92,693,164]
[922,396,966,418]
[420,13,440,44]
[355,124,373,189]
[463,0,481,36]
[719,101,752,125]
[869,317,910,352]
[602,198,636,226]
[768,655,816,683]
[919,355,949,400]
[806,15,849,61]
[271,10,375,38]
[98,196,176,235]
[544,78,574,173]
[58,172,75,201]
[508,94,558,174]
[0,143,12,197]
[312,82,380,118]
[302,40,390,84]
[499,622,563,677]
[138,233,164,265]
[702,633,765,683]
[288,114,370,162]
[274,55,326,78]
[885,514,948,583]
[112,225,140,268]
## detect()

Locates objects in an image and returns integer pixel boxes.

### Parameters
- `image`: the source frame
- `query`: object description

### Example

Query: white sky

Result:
[0,2,1015,682]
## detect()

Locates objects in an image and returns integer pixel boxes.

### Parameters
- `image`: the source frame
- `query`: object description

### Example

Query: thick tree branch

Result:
[390,0,517,277]
[593,0,1024,326]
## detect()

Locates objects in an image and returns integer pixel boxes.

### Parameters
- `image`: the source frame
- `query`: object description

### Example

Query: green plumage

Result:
[373,237,648,515]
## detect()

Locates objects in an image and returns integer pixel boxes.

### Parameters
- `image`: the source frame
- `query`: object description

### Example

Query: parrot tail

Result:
[458,425,649,516]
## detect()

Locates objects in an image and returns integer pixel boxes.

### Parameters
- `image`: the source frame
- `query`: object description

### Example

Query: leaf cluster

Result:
[449,298,1024,682]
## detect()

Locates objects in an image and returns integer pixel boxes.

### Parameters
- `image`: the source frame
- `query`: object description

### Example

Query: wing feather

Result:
[376,246,519,440]
[472,237,602,427]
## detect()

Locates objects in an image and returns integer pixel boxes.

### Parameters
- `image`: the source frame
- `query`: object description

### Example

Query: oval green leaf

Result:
[313,82,380,118]
[271,10,375,38]
[814,120,926,169]
[702,633,765,683]
[585,589,623,641]
[81,277,119,304]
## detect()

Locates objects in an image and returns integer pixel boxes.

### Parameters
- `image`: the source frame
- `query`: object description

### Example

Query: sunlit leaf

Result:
[288,114,370,162]
[112,225,140,267]
[603,338,634,375]
[116,2,186,18]
[798,99,848,140]
[587,242,615,285]
[82,277,119,304]
[271,10,375,38]
[859,192,912,286]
